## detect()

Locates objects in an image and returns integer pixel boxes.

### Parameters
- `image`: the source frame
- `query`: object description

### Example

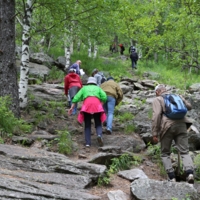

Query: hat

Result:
[154,84,165,91]
[92,69,98,74]
[107,76,114,81]
[87,77,97,85]
[69,68,76,73]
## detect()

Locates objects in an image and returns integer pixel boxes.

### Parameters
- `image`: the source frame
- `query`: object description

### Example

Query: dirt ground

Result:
[64,116,167,200]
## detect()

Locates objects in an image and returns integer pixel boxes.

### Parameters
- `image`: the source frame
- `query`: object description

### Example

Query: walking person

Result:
[64,68,82,115]
[67,60,82,107]
[101,77,123,134]
[118,44,125,55]
[68,77,107,147]
[68,60,82,76]
[91,69,102,86]
[92,69,107,86]
[152,84,194,183]
[129,46,138,69]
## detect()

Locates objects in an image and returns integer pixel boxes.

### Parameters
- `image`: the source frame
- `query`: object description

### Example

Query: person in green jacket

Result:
[68,77,107,147]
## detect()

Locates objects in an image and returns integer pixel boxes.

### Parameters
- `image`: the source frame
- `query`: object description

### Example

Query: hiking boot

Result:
[106,129,112,135]
[186,174,194,184]
[97,136,103,147]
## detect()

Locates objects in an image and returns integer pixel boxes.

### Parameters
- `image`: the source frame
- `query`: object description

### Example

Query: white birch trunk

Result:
[18,0,33,108]
[64,33,71,71]
[70,42,73,55]
[47,35,52,53]
[77,39,81,51]
[88,38,92,57]
[93,42,98,58]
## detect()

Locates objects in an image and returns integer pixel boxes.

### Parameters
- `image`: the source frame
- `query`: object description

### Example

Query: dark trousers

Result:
[161,123,194,173]
[131,58,137,69]
[83,112,102,145]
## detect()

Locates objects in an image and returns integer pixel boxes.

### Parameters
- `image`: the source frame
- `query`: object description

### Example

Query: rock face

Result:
[0,144,105,199]
[131,179,199,200]
[7,55,200,199]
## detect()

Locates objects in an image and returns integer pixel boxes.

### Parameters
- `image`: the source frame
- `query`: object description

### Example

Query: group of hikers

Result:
[110,43,139,70]
[64,60,123,147]
[64,60,195,184]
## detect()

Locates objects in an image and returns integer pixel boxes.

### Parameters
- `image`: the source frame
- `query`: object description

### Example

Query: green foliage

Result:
[97,173,111,186]
[148,108,153,120]
[0,96,32,139]
[47,66,65,81]
[55,129,72,155]
[124,124,136,134]
[194,154,200,179]
[118,112,134,123]
[146,143,166,176]
[97,153,142,186]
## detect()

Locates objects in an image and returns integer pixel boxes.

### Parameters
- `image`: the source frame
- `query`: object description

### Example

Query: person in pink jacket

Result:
[64,68,82,115]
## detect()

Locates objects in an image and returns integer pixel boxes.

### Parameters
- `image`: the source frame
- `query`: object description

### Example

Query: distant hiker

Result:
[68,77,107,147]
[152,84,194,183]
[110,43,116,53]
[101,77,123,134]
[129,46,138,69]
[92,69,107,86]
[64,68,82,115]
[68,60,82,76]
[118,44,125,55]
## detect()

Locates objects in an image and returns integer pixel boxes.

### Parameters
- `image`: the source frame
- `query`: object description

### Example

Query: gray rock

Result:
[118,168,148,181]
[131,179,199,200]
[107,190,129,200]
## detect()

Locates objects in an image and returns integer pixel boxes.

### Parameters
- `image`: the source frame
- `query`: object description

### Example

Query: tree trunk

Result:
[18,0,33,108]
[65,46,70,71]
[88,38,92,57]
[0,0,20,117]
[64,32,71,71]
[77,39,81,52]
[93,42,98,58]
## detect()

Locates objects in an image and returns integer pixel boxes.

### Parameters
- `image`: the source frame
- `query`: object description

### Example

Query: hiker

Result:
[118,44,125,55]
[152,84,194,183]
[91,69,102,86]
[110,43,116,53]
[68,60,82,76]
[68,77,107,147]
[129,46,138,69]
[67,60,82,107]
[92,69,107,86]
[101,77,123,134]
[64,68,82,115]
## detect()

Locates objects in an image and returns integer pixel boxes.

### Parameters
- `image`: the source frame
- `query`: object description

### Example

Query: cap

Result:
[92,69,98,74]
[107,76,114,81]
[69,68,76,73]
[87,77,97,85]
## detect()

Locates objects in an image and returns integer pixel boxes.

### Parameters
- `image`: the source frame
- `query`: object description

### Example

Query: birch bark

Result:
[18,0,34,108]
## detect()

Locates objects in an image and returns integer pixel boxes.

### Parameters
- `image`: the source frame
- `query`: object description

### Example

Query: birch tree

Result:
[18,0,34,108]
[0,0,20,117]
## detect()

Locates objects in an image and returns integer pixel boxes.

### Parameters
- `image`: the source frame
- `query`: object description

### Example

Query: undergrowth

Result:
[97,153,142,186]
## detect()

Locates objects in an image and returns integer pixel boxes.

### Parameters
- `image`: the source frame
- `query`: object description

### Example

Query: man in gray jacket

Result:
[152,84,194,183]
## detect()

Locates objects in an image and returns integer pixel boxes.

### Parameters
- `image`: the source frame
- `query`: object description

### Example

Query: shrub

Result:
[0,96,32,139]
[55,129,72,155]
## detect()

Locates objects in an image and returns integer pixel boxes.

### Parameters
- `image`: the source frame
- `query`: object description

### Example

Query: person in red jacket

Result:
[64,68,82,115]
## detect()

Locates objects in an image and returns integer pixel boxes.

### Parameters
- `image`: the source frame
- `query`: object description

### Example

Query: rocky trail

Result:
[2,63,200,199]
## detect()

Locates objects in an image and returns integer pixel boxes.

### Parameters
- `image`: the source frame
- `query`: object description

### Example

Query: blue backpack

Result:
[162,94,187,119]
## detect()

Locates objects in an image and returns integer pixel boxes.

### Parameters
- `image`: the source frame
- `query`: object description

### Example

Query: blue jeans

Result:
[83,112,102,145]
[104,96,116,132]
